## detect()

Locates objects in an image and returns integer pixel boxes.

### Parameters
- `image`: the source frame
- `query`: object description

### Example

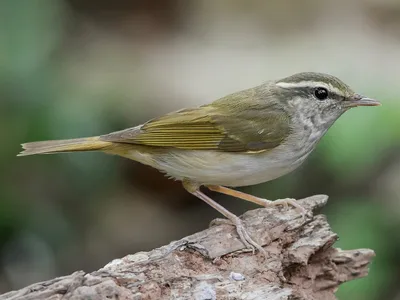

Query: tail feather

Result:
[18,136,112,156]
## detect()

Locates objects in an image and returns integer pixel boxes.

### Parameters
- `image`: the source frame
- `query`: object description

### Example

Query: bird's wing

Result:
[100,90,291,153]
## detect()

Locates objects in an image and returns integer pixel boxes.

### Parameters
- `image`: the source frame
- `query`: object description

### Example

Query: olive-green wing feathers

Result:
[101,107,228,150]
[101,88,291,153]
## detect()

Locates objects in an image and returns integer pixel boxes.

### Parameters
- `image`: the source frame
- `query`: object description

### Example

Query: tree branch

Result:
[0,195,375,300]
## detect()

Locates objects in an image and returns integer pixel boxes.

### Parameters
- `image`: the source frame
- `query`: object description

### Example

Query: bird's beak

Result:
[344,94,381,108]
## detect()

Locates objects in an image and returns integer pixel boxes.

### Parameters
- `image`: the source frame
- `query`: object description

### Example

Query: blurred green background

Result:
[1,0,399,298]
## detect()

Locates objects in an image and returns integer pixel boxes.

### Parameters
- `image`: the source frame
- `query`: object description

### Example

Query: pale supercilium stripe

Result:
[275,81,344,97]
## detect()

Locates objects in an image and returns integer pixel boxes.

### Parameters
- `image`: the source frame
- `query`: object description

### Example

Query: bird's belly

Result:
[138,146,311,187]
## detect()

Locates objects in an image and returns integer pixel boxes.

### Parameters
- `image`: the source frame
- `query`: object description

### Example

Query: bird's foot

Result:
[259,198,307,221]
[210,216,266,256]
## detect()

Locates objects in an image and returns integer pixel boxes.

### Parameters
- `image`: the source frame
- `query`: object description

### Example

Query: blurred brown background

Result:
[1,0,400,299]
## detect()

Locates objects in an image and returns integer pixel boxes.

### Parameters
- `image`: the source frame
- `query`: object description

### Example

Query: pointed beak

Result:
[344,94,381,108]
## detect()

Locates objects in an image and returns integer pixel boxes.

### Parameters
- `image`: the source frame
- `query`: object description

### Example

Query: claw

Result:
[209,218,232,227]
[263,198,307,221]
[211,216,266,256]
[234,218,266,255]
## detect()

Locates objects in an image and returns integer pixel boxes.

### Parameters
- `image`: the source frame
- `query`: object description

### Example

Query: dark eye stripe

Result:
[276,80,347,99]
[281,86,344,101]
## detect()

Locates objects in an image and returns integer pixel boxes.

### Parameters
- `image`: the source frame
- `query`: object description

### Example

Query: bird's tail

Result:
[18,136,113,156]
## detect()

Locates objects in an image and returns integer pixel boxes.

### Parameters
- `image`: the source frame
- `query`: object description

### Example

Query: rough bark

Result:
[0,195,375,300]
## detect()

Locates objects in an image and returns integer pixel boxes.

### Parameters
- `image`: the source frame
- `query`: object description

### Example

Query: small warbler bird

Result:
[18,72,380,253]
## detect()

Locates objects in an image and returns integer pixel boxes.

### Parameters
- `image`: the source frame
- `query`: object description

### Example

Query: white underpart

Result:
[276,81,344,98]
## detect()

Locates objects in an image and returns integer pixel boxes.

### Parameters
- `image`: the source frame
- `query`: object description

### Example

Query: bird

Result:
[18,72,380,254]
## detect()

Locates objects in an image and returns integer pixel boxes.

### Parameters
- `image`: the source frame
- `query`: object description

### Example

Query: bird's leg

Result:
[183,181,265,255]
[207,185,307,219]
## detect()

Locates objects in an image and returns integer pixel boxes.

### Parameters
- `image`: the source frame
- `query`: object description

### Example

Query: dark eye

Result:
[314,87,328,100]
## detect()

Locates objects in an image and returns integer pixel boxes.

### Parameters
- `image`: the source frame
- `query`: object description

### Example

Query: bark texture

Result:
[0,195,375,300]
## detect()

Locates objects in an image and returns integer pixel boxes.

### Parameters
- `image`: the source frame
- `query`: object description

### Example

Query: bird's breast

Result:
[142,142,314,187]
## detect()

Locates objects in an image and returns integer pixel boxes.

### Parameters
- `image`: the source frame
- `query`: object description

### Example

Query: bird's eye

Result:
[314,87,328,100]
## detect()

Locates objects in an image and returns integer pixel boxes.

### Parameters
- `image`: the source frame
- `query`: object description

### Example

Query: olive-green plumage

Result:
[18,72,380,254]
[101,86,290,153]
[18,71,380,185]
